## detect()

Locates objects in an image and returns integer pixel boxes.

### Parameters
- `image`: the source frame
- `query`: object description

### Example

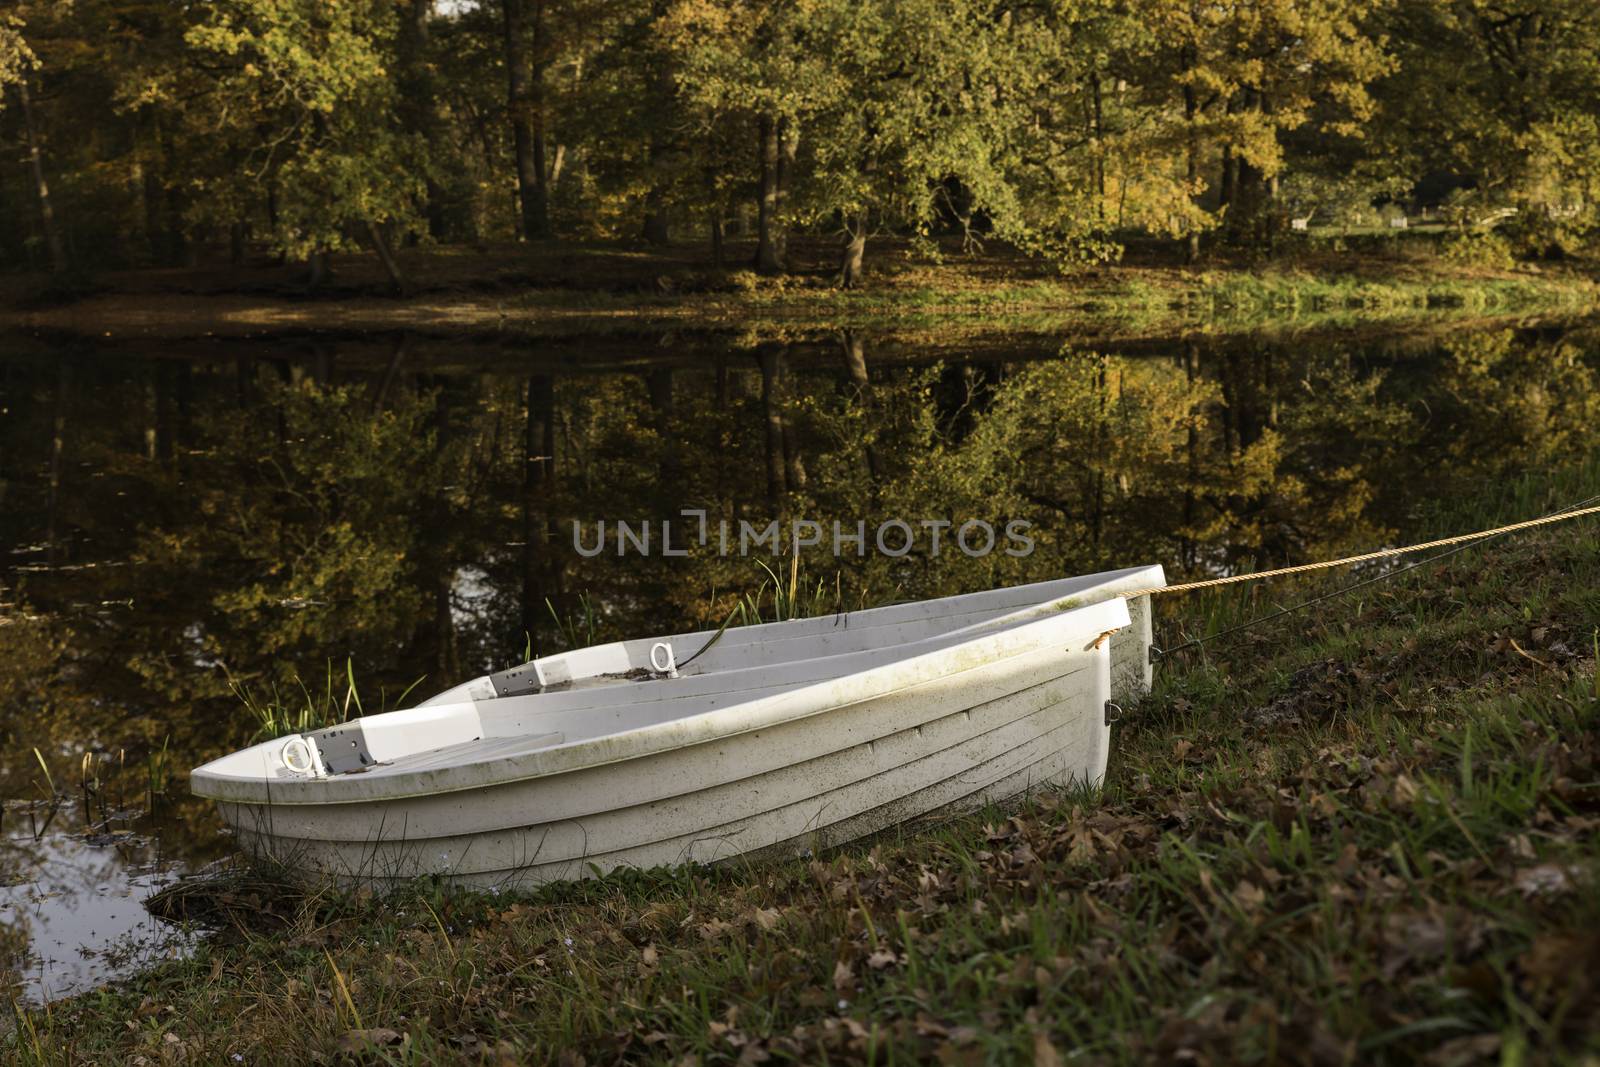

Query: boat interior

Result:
[196,569,1156,785]
[429,565,1159,702]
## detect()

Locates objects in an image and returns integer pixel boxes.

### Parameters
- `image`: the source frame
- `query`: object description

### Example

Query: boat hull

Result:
[197,571,1162,889]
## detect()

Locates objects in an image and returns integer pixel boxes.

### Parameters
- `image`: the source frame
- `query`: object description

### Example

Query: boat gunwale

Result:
[192,596,1131,807]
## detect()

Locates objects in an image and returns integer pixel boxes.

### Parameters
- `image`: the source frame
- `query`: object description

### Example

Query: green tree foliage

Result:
[0,0,1598,276]
[1375,0,1600,250]
[181,0,427,287]
[661,0,835,270]
[1145,0,1396,243]
[793,0,1041,285]
[0,13,32,89]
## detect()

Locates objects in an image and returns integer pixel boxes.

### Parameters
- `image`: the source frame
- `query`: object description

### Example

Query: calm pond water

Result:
[2,316,1598,1001]
[0,797,207,1004]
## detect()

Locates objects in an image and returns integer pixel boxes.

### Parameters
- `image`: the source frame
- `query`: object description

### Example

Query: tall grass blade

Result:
[31,748,55,796]
[344,657,364,717]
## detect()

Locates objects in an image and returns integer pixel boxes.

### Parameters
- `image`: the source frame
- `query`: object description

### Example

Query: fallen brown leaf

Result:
[832,958,856,994]
[1512,863,1577,898]
[1032,1029,1064,1067]
[336,1028,404,1054]
[1424,1032,1501,1067]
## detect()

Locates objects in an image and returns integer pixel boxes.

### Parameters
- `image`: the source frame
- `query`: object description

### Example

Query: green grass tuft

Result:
[229,659,424,741]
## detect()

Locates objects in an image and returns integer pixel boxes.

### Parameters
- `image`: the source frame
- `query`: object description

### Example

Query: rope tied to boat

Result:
[1118,502,1600,601]
[1131,493,1600,661]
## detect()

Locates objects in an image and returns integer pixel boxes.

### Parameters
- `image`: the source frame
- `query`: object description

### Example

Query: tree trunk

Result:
[709,206,725,269]
[503,0,550,240]
[1092,358,1108,550]
[783,417,806,492]
[307,249,331,291]
[778,350,805,491]
[838,212,867,289]
[754,115,786,273]
[1228,92,1276,246]
[150,364,175,463]
[235,355,256,409]
[639,5,676,247]
[841,331,869,388]
[758,346,787,507]
[158,116,188,266]
[642,205,670,245]
[775,118,795,264]
[646,367,680,484]
[371,335,410,412]
[528,6,557,229]
[139,155,164,264]
[531,28,550,236]
[840,330,880,485]
[310,344,335,384]
[174,363,193,456]
[520,374,556,652]
[417,380,459,681]
[1235,156,1271,245]
[399,0,447,239]
[1182,53,1201,264]
[549,143,567,191]
[1090,71,1106,221]
[434,567,459,680]
[365,219,409,296]
[266,182,286,265]
[17,76,67,274]
[1181,341,1199,571]
[946,179,978,253]
[45,359,69,566]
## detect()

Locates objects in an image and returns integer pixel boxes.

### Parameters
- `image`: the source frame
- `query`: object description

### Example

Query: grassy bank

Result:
[10,474,1600,1065]
[2,239,1595,338]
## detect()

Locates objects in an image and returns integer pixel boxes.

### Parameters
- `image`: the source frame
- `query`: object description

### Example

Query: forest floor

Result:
[1,235,1596,339]
[11,463,1600,1065]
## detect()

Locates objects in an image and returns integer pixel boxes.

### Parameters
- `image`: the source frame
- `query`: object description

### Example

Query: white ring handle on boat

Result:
[281,737,316,774]
[650,641,679,678]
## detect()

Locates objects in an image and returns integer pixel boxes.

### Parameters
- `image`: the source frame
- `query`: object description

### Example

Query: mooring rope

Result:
[1119,502,1600,601]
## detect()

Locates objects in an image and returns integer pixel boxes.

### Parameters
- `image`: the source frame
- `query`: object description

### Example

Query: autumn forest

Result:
[1,0,1599,288]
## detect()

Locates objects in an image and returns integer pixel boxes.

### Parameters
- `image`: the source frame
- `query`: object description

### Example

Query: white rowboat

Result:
[191,566,1164,889]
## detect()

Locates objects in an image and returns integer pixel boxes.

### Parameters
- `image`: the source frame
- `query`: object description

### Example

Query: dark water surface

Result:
[0,798,205,1004]
[2,317,1598,1000]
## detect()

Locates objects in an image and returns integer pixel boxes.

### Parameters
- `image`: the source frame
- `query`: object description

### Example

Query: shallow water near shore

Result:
[3,314,1599,1002]
[0,799,206,1004]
